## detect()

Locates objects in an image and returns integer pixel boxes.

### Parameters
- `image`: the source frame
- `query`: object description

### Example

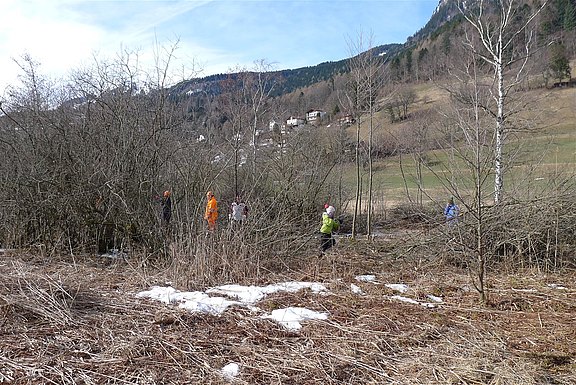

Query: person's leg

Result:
[325,234,335,252]
[320,233,329,253]
[321,233,333,252]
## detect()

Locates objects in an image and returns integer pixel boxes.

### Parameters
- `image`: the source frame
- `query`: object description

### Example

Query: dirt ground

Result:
[1,245,575,385]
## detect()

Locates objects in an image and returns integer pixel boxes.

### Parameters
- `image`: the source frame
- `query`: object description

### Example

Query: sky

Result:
[0,0,439,91]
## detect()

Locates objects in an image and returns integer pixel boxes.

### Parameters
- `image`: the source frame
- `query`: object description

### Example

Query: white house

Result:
[286,116,306,127]
[306,109,326,125]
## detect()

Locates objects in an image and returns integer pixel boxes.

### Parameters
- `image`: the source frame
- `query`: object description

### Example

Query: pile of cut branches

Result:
[1,250,575,384]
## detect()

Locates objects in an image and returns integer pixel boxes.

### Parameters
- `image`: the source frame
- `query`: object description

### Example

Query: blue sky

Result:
[0,0,438,90]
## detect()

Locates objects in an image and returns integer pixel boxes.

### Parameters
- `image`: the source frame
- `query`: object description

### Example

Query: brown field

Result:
[1,237,574,385]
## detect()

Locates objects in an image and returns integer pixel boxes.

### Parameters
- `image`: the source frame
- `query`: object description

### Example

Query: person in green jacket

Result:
[319,205,340,255]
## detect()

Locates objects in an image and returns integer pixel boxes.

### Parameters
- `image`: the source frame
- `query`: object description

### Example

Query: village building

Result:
[286,116,306,128]
[305,109,326,126]
[338,114,355,126]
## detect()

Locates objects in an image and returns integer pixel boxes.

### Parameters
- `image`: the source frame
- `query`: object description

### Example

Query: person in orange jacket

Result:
[204,191,218,231]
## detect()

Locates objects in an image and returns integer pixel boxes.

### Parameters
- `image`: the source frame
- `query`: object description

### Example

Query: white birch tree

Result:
[458,0,548,204]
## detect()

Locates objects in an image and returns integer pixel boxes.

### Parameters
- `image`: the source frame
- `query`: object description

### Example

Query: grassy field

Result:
[338,82,576,208]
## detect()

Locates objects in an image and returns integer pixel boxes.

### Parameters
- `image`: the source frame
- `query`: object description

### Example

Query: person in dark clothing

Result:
[162,190,172,225]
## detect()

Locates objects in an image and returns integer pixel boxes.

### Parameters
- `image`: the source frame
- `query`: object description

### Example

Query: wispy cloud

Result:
[0,0,438,90]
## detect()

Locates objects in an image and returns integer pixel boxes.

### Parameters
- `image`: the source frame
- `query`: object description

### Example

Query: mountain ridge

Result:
[169,1,455,97]
[170,43,406,98]
[169,0,576,102]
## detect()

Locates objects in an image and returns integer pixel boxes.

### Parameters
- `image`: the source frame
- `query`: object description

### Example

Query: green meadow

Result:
[336,84,576,209]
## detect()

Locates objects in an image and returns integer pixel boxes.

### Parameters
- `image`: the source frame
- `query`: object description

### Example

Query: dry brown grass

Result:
[1,244,575,384]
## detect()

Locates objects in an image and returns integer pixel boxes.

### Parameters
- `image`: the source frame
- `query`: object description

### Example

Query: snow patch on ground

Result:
[137,282,329,329]
[264,307,328,330]
[355,274,377,283]
[221,362,240,379]
[351,283,365,295]
[385,283,409,293]
[389,295,441,308]
[547,283,567,290]
[206,282,327,304]
[427,294,443,303]
[390,295,420,305]
[138,277,443,329]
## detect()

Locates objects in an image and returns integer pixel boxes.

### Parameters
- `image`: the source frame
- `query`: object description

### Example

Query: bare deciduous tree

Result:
[438,54,495,303]
[458,0,549,204]
[343,31,386,238]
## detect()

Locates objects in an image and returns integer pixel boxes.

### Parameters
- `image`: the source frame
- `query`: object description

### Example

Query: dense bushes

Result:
[0,57,344,274]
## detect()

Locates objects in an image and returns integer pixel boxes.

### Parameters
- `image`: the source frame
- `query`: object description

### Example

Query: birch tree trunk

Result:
[458,0,548,205]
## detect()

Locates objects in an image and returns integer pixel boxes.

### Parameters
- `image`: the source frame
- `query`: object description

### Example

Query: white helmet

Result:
[326,206,336,217]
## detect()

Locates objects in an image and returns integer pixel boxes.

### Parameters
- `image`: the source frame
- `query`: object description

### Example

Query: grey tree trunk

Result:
[352,119,361,239]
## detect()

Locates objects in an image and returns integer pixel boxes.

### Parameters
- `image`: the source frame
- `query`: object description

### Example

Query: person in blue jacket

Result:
[444,197,459,226]
[319,205,340,254]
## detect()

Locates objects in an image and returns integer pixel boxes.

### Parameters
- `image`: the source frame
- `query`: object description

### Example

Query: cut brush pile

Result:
[0,249,575,384]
